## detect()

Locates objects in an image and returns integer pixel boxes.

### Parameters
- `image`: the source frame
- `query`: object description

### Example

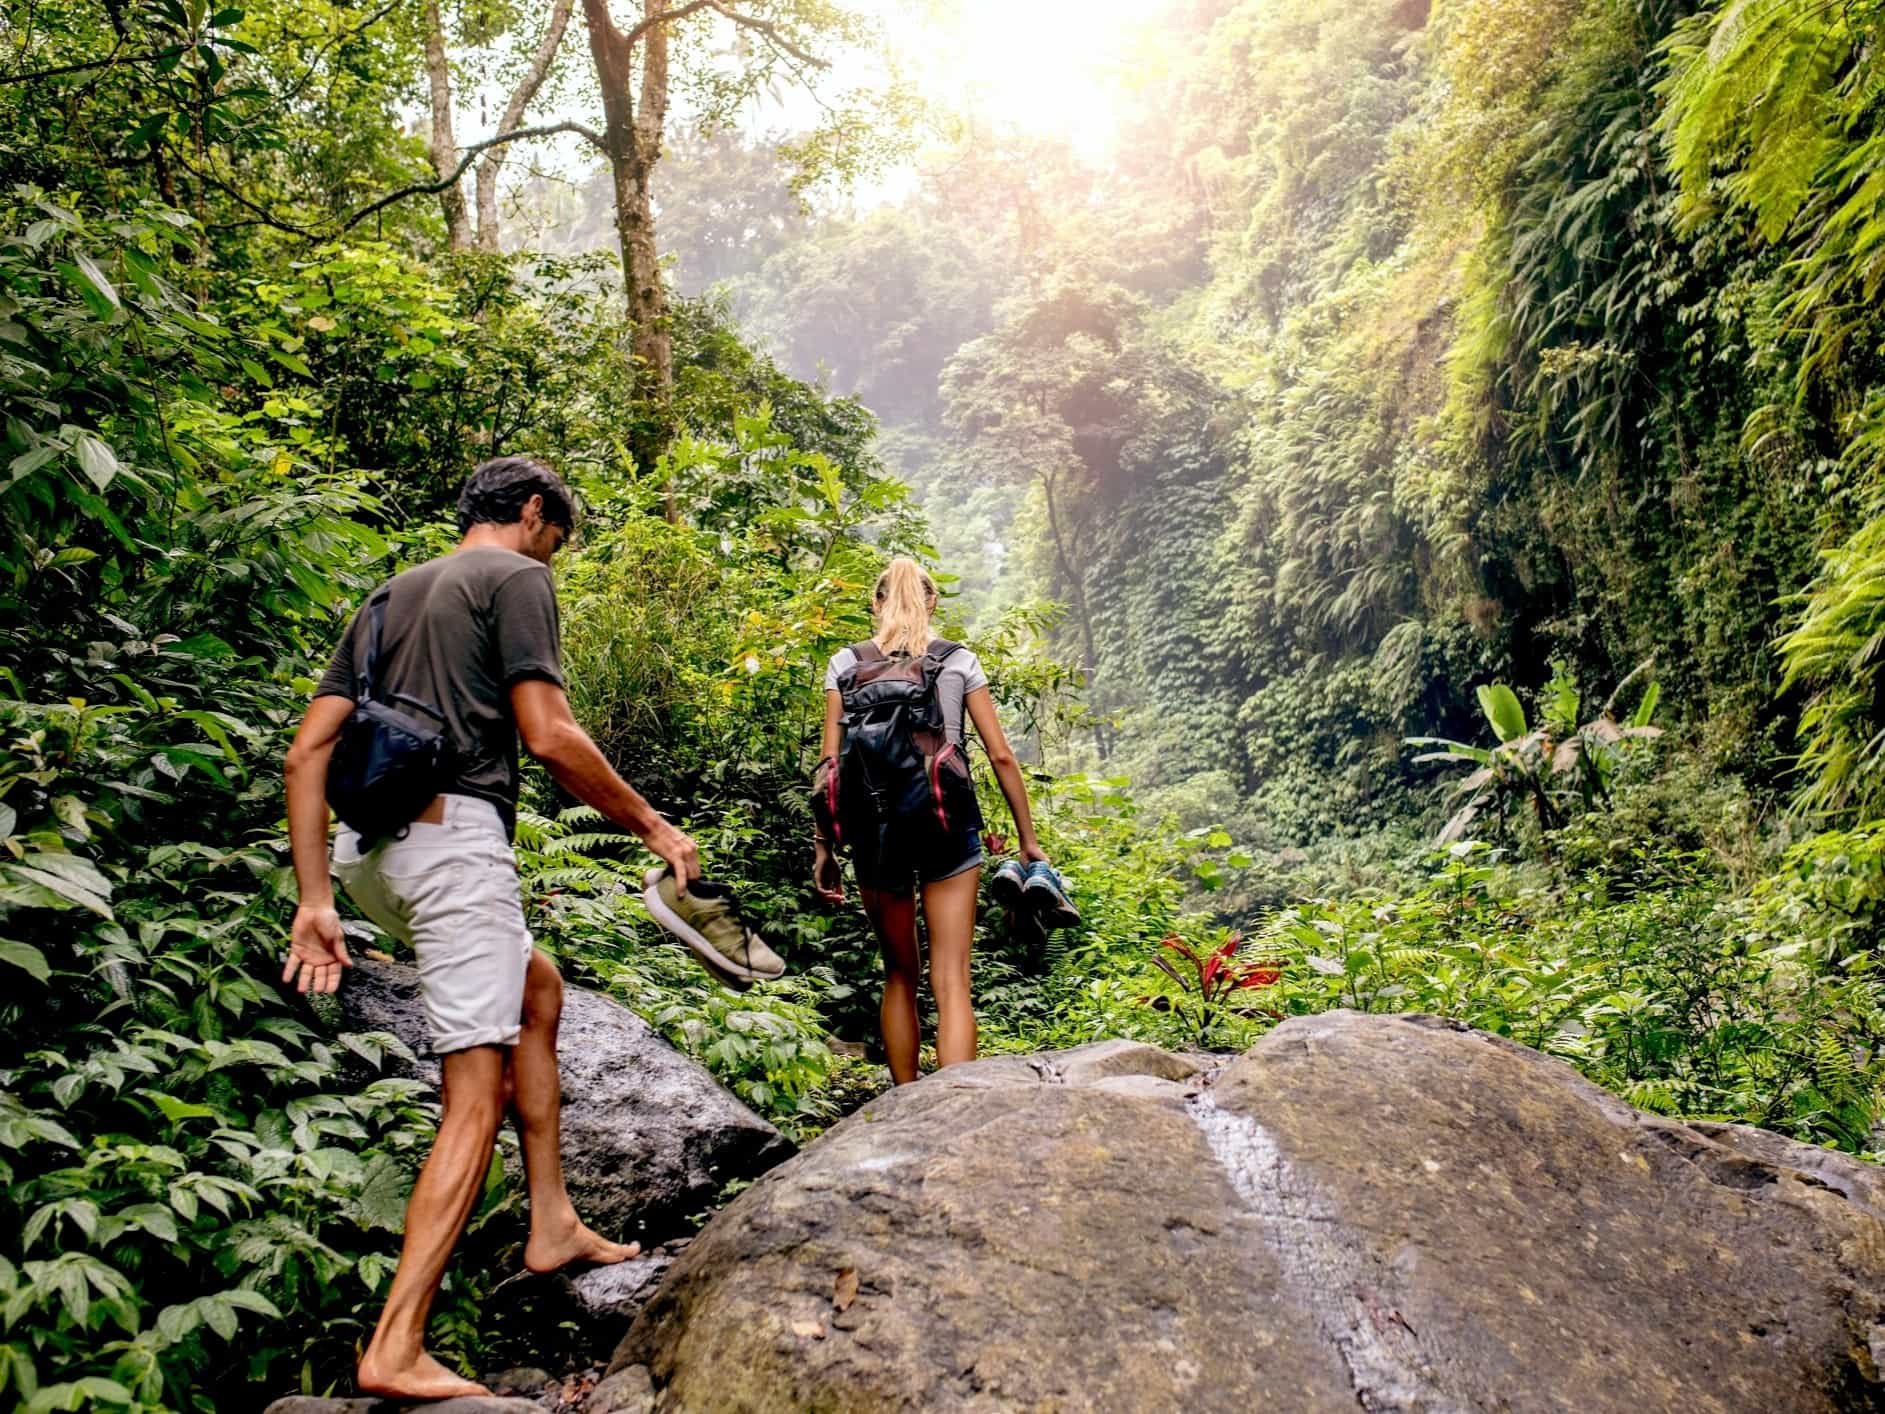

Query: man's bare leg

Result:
[512,948,641,1272]
[357,1046,506,1399]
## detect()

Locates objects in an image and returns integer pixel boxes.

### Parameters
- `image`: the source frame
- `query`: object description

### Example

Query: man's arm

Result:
[511,679,700,890]
[282,695,356,994]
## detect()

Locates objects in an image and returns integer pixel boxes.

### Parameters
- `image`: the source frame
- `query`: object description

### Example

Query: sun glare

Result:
[900,0,1147,156]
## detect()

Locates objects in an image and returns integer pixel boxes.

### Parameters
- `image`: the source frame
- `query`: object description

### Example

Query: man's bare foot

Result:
[524,1218,641,1274]
[357,1348,490,1399]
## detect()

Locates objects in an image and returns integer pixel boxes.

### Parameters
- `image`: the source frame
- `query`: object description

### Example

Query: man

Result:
[280,457,703,1400]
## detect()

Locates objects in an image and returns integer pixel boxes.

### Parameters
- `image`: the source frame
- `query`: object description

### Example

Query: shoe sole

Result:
[1023,879,1081,930]
[641,869,782,987]
[988,868,1027,910]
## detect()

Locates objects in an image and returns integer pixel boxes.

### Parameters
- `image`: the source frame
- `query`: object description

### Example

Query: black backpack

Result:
[813,640,984,858]
[325,585,451,843]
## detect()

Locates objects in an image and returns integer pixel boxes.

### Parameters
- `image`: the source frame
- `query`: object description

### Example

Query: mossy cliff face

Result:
[609,1019,1885,1412]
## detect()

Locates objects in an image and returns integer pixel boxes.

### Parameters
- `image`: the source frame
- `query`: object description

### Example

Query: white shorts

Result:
[331,794,533,1054]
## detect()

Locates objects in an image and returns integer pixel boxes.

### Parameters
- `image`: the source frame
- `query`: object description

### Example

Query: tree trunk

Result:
[1040,468,1109,759]
[423,0,473,251]
[581,0,677,517]
[475,0,576,252]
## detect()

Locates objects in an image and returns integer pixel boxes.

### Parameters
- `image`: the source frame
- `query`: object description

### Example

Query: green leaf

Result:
[148,1092,217,1124]
[1631,681,1661,729]
[0,942,51,983]
[8,445,60,486]
[154,1300,201,1345]
[69,252,120,312]
[220,1288,280,1317]
[1477,683,1527,743]
[0,864,110,917]
[350,1153,413,1233]
[71,436,118,492]
[124,112,169,155]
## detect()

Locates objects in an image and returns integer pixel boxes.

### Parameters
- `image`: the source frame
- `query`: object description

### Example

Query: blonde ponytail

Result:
[872,557,938,656]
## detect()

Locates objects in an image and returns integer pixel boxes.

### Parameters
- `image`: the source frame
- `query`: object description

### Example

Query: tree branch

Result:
[707,1,826,68]
[493,0,577,140]
[477,0,578,249]
[178,120,607,240]
[0,42,184,85]
[276,0,402,105]
[619,0,719,50]
[339,120,607,232]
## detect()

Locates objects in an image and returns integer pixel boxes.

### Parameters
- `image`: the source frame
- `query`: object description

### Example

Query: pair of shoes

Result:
[989,859,1081,930]
[642,867,785,992]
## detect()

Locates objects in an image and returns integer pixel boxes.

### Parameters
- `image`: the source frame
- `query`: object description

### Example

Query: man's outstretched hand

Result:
[284,903,353,994]
[644,820,700,895]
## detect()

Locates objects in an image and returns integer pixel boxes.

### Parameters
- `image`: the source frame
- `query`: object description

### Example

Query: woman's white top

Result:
[824,644,989,746]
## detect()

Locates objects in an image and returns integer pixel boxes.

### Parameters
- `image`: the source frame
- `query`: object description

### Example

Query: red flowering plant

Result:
[1143,930,1283,1049]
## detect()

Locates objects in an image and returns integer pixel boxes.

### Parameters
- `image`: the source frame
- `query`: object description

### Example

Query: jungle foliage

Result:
[12,0,1885,1407]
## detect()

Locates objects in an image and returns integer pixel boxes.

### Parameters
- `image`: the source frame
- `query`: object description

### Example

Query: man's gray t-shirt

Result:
[316,547,562,835]
[823,644,989,745]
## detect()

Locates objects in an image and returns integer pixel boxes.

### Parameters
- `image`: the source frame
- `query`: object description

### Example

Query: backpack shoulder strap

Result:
[852,640,886,662]
[357,585,392,703]
[925,638,962,662]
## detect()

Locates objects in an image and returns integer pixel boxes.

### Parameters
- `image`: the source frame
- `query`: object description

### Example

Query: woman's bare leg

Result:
[862,885,922,1084]
[921,868,980,1068]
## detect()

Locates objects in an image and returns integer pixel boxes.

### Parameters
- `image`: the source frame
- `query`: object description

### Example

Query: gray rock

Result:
[334,959,792,1241]
[564,1247,680,1328]
[581,1365,655,1414]
[609,1018,1885,1411]
[488,1236,688,1350]
[480,1367,554,1397]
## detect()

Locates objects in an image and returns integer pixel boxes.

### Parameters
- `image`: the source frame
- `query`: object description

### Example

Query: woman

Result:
[812,558,1069,1083]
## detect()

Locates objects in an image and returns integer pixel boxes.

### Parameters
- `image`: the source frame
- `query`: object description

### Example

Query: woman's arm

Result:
[965,686,1046,863]
[818,687,844,765]
[813,689,846,901]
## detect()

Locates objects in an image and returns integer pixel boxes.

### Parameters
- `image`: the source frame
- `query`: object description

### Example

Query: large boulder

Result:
[334,959,792,1242]
[606,1013,1885,1411]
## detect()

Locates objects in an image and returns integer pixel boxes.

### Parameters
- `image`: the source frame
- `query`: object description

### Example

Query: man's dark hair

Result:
[455,456,575,534]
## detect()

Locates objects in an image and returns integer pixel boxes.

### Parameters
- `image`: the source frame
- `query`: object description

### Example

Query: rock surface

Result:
[488,1237,692,1351]
[608,1012,1885,1412]
[335,958,792,1242]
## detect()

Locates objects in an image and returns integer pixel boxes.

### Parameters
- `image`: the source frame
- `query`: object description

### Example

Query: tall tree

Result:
[423,0,473,249]
[941,271,1159,759]
[475,0,579,251]
[573,0,901,505]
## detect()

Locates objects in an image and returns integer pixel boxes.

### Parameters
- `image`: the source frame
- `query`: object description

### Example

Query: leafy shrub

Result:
[1259,844,1885,1152]
[1142,930,1282,1050]
[1409,662,1662,847]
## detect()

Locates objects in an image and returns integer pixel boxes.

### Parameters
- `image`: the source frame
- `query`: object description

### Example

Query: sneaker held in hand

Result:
[1021,860,1081,930]
[642,867,786,989]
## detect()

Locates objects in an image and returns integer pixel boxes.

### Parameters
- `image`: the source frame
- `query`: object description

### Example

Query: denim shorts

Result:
[852,827,982,895]
[330,794,533,1054]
